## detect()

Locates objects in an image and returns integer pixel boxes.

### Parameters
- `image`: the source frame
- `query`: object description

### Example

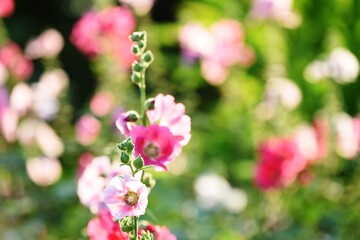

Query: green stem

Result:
[133,216,139,240]
[140,73,147,126]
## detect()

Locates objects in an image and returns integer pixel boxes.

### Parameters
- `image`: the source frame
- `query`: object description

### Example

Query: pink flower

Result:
[146,94,191,146]
[0,86,9,121]
[90,92,114,117]
[70,7,136,68]
[255,138,308,190]
[104,175,148,219]
[0,42,33,80]
[77,156,131,213]
[130,124,181,171]
[115,111,136,137]
[87,210,128,240]
[119,0,155,16]
[143,224,177,240]
[75,114,101,146]
[0,0,15,18]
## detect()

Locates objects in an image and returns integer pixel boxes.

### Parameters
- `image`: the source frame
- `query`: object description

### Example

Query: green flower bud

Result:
[140,230,154,240]
[142,173,156,188]
[132,62,143,72]
[130,31,144,42]
[120,152,130,164]
[131,72,141,84]
[133,155,144,169]
[117,142,127,151]
[120,217,133,232]
[125,138,135,153]
[145,98,155,111]
[138,41,145,50]
[142,50,154,64]
[124,110,139,122]
[131,45,139,55]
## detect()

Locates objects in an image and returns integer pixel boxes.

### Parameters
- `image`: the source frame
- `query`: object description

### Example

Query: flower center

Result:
[125,190,138,206]
[144,142,159,161]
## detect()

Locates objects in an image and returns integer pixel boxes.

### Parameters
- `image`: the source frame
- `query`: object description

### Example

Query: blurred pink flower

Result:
[87,210,128,240]
[143,224,177,240]
[77,156,131,213]
[334,113,359,159]
[77,152,93,178]
[179,20,254,85]
[0,42,33,80]
[0,86,9,121]
[75,114,101,146]
[25,28,64,59]
[130,124,181,171]
[70,7,136,68]
[104,175,148,219]
[119,0,155,16]
[255,138,308,190]
[0,0,15,18]
[1,108,18,143]
[90,92,114,117]
[10,82,33,116]
[115,111,136,137]
[147,94,191,146]
[26,156,62,187]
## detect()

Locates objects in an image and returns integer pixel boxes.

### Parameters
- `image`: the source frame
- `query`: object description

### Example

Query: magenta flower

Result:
[87,210,128,240]
[0,0,14,18]
[130,124,181,171]
[147,94,191,146]
[104,175,148,220]
[255,138,308,190]
[144,224,177,240]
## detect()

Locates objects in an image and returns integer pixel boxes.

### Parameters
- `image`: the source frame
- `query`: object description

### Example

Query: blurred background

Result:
[1,0,360,239]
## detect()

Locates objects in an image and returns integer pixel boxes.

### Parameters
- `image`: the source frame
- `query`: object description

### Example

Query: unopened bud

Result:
[130,32,144,42]
[142,51,154,64]
[131,73,141,84]
[133,155,144,169]
[120,152,130,164]
[143,173,156,188]
[124,138,134,153]
[145,98,155,110]
[124,110,139,122]
[132,45,139,55]
[132,62,143,72]
[120,217,133,232]
[138,41,145,50]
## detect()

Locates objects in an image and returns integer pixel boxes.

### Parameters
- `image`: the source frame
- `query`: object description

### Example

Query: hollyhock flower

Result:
[0,42,33,80]
[26,156,62,187]
[147,94,191,146]
[143,224,177,240]
[334,113,359,159]
[130,124,181,171]
[87,210,128,240]
[90,92,114,117]
[25,28,64,59]
[0,86,9,121]
[255,138,308,190]
[35,121,64,158]
[1,108,18,143]
[77,156,132,213]
[75,114,101,146]
[10,82,33,116]
[115,111,136,137]
[104,175,148,219]
[327,48,359,84]
[0,0,15,18]
[119,0,155,16]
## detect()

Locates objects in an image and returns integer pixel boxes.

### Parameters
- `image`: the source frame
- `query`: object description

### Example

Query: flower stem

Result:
[140,74,147,126]
[133,216,139,240]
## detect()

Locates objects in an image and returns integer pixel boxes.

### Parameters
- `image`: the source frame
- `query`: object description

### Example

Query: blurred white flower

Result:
[10,82,33,116]
[294,124,319,162]
[327,48,359,84]
[119,0,155,16]
[38,69,69,97]
[334,113,358,159]
[194,173,247,213]
[266,77,302,110]
[35,121,64,158]
[25,28,64,59]
[304,60,329,83]
[26,156,62,186]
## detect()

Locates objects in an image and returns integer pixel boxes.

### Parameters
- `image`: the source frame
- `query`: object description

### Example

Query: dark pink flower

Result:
[147,94,191,146]
[0,42,33,80]
[87,210,128,240]
[255,138,308,190]
[144,224,177,240]
[104,175,148,219]
[130,124,181,171]
[0,0,15,18]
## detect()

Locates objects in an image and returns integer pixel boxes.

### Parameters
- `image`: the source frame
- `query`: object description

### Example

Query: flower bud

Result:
[120,217,133,232]
[142,51,154,64]
[120,152,130,164]
[117,142,127,151]
[138,41,145,50]
[131,72,141,84]
[145,98,155,110]
[124,138,135,153]
[124,110,139,122]
[132,62,143,72]
[130,32,145,42]
[133,155,144,169]
[142,173,156,188]
[139,230,154,240]
[132,45,139,55]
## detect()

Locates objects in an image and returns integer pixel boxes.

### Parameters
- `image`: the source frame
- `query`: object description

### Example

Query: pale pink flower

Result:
[0,86,9,121]
[0,0,14,18]
[0,42,33,80]
[35,121,64,158]
[334,113,359,159]
[26,156,62,187]
[87,210,128,240]
[115,111,136,137]
[10,82,33,116]
[25,29,64,59]
[255,138,308,190]
[75,114,101,146]
[90,92,114,117]
[1,108,18,143]
[104,175,149,219]
[119,0,155,16]
[130,124,181,171]
[200,59,228,85]
[143,224,177,240]
[77,156,131,213]
[147,94,191,146]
